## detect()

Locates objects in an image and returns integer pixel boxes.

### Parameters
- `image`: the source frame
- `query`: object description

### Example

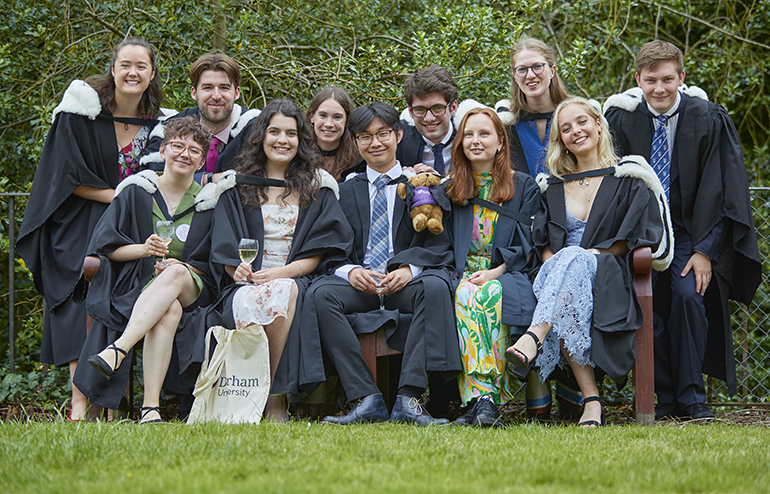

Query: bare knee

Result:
[156,300,183,334]
[157,263,191,288]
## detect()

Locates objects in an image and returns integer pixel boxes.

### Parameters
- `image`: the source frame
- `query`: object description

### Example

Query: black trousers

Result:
[653,231,709,408]
[314,279,430,402]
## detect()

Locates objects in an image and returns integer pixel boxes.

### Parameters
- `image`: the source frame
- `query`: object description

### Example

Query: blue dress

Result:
[530,207,597,382]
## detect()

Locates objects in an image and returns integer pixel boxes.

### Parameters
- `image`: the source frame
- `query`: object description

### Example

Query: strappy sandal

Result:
[577,395,606,427]
[139,406,164,424]
[87,342,127,380]
[504,330,543,380]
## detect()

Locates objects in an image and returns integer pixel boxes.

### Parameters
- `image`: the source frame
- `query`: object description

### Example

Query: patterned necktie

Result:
[205,136,221,173]
[369,174,391,273]
[432,142,445,175]
[651,114,670,199]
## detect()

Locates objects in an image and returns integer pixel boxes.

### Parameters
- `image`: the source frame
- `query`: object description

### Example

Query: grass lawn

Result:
[1,420,768,494]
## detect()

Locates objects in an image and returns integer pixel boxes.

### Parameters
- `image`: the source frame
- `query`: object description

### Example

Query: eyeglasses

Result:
[167,141,205,158]
[410,103,449,118]
[514,63,548,78]
[355,129,394,147]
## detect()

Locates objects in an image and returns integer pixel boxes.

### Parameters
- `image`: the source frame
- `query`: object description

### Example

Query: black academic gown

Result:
[17,87,157,366]
[533,173,664,384]
[72,172,217,409]
[605,93,761,390]
[447,172,540,333]
[176,180,353,396]
[305,170,462,378]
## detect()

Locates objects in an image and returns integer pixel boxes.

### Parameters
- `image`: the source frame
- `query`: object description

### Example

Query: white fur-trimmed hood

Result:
[52,80,102,121]
[497,98,605,126]
[114,169,235,212]
[535,156,674,271]
[603,85,708,114]
[314,168,339,199]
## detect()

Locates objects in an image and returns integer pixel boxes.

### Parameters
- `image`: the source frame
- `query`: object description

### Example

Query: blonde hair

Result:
[546,97,617,177]
[508,38,571,125]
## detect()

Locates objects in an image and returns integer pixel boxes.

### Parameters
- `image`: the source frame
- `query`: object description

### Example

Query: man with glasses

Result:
[398,64,459,176]
[311,102,460,425]
[141,53,260,185]
[605,40,760,421]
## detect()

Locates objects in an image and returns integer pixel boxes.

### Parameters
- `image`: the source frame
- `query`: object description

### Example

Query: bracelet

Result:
[295,261,303,277]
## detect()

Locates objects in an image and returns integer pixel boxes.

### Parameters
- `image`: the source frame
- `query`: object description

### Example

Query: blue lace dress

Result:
[530,207,598,382]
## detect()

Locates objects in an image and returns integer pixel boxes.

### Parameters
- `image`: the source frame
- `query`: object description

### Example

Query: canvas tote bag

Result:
[187,324,271,424]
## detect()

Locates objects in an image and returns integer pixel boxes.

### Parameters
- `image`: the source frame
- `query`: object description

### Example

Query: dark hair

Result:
[190,53,241,89]
[305,87,360,180]
[508,38,570,125]
[234,99,321,209]
[635,40,684,73]
[447,108,514,204]
[347,102,402,137]
[85,37,163,118]
[403,64,459,107]
[161,115,212,152]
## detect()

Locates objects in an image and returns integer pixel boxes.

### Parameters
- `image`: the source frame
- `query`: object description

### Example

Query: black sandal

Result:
[139,406,163,424]
[577,395,606,427]
[504,330,543,380]
[87,342,127,380]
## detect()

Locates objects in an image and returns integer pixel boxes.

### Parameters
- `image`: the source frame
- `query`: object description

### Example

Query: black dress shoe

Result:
[390,395,449,426]
[453,400,479,426]
[473,396,501,427]
[678,402,715,421]
[655,402,680,421]
[321,393,389,425]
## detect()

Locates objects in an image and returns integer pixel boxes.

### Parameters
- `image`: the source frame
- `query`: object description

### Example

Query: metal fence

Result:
[3,190,770,405]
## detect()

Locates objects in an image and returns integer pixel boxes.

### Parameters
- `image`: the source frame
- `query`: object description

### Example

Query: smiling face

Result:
[557,103,602,162]
[409,92,457,145]
[355,117,403,173]
[636,61,685,114]
[512,49,556,106]
[310,98,346,151]
[111,44,154,100]
[263,113,299,170]
[191,69,241,131]
[462,113,503,173]
[160,134,206,177]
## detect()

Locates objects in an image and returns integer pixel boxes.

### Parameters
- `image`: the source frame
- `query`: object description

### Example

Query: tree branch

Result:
[85,10,125,38]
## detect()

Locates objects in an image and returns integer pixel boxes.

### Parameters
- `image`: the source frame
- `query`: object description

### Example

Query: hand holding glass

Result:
[238,238,258,284]
[154,220,175,266]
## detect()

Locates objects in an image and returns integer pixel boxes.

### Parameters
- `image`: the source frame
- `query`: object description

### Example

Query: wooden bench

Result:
[357,246,656,424]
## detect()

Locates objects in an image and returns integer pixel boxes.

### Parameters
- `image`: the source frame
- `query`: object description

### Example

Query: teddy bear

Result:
[397,172,448,234]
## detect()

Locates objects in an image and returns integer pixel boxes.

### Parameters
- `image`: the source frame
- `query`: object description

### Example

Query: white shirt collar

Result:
[421,124,454,148]
[366,161,403,184]
[647,91,681,118]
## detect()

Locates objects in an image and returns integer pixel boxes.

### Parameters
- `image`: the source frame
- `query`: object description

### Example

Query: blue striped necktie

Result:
[369,174,391,273]
[651,114,670,199]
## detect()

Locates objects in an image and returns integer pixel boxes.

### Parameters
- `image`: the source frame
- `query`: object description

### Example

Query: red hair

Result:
[447,108,514,204]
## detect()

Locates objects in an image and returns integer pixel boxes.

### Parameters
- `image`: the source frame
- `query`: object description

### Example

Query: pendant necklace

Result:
[158,179,179,215]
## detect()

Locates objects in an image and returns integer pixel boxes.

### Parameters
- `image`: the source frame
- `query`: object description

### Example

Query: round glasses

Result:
[355,129,394,147]
[410,103,449,118]
[167,141,204,159]
[514,63,548,78]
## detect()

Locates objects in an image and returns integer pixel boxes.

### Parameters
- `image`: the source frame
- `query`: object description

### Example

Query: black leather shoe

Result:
[473,396,501,427]
[655,402,680,421]
[678,402,715,421]
[390,395,449,426]
[321,393,389,425]
[453,400,479,426]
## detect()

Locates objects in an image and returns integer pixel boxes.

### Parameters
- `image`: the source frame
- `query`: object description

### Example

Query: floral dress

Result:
[456,172,515,406]
[232,204,298,330]
[118,125,150,180]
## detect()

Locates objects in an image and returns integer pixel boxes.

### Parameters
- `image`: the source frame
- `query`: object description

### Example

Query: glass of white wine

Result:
[237,238,258,284]
[154,220,175,266]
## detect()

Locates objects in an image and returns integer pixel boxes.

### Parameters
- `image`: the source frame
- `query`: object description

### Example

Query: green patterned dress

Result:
[455,172,514,406]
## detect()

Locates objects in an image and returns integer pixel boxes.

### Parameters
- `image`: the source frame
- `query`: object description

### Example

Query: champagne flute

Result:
[154,220,175,266]
[237,238,259,284]
[372,265,387,310]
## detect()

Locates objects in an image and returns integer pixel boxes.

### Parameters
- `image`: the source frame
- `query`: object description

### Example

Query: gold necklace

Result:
[157,179,180,215]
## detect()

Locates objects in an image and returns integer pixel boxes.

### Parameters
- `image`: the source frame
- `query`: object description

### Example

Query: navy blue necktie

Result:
[651,114,670,199]
[432,142,445,175]
[369,174,391,273]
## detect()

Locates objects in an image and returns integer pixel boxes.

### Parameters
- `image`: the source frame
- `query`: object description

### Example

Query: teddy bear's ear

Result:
[397,182,407,199]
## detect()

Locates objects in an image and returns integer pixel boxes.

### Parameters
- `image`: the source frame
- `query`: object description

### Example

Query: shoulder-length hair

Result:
[546,97,618,177]
[305,87,359,181]
[507,38,570,126]
[234,99,322,209]
[447,107,515,205]
[85,37,163,118]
